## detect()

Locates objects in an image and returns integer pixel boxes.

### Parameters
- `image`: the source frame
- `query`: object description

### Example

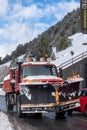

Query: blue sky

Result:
[0,0,80,58]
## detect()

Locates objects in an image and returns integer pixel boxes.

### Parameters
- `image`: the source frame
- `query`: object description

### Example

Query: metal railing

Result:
[57,51,87,70]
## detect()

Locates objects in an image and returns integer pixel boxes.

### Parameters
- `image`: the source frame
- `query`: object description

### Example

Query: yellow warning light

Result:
[40,56,47,62]
[29,56,33,62]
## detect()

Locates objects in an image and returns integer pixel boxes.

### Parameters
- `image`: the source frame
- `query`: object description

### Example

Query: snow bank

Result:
[0,88,5,96]
[0,111,14,130]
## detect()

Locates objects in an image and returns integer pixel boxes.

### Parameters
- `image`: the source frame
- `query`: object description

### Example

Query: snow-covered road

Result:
[0,111,14,130]
[0,88,14,130]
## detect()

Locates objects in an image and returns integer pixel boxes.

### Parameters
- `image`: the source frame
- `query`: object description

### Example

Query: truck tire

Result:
[85,106,87,116]
[6,94,13,111]
[56,111,66,119]
[67,109,73,116]
[35,113,42,118]
[16,95,22,118]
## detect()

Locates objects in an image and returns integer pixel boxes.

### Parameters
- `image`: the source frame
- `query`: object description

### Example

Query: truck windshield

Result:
[22,65,58,77]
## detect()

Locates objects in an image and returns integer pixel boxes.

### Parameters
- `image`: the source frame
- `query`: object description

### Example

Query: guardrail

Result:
[57,51,87,70]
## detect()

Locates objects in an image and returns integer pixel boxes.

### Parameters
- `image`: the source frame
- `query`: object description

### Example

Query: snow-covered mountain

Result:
[0,32,87,81]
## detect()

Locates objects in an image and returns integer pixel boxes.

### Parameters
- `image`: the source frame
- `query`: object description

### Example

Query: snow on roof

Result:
[23,61,53,65]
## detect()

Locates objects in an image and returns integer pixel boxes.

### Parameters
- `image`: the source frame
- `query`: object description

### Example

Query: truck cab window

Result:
[22,65,58,77]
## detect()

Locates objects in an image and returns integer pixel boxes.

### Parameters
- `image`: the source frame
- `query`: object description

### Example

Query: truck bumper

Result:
[21,103,56,113]
[56,100,80,112]
[20,100,80,113]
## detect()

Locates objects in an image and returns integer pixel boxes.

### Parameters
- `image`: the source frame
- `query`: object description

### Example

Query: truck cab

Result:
[16,60,63,117]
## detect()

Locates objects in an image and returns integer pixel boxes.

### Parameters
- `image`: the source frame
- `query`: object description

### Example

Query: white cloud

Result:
[33,23,50,37]
[6,1,80,24]
[0,0,8,17]
[0,44,16,58]
[0,23,34,57]
[44,1,80,21]
[0,23,33,42]
[0,0,80,58]
[8,4,42,21]
[5,22,33,43]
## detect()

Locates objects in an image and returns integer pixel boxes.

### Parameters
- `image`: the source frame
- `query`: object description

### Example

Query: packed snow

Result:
[0,88,14,130]
[0,88,5,96]
[52,33,87,67]
[0,111,14,130]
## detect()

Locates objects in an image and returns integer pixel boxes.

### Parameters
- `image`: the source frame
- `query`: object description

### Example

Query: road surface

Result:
[0,94,87,130]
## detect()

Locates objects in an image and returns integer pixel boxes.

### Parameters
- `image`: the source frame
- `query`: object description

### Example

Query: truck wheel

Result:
[85,106,87,116]
[67,110,73,116]
[16,95,22,118]
[56,111,66,119]
[6,95,13,111]
[35,113,42,118]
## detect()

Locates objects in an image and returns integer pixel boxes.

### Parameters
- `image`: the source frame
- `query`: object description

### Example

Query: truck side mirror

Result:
[16,61,23,83]
[59,67,63,78]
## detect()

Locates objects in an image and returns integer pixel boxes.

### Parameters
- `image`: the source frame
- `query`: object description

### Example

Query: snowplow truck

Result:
[3,56,83,118]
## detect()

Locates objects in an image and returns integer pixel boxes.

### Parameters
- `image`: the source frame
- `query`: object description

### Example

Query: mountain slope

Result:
[52,33,87,67]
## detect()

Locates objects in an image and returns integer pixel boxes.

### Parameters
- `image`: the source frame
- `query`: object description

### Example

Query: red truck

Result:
[3,56,83,118]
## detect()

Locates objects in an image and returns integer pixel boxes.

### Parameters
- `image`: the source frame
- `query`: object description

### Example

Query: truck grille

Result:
[20,85,56,105]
